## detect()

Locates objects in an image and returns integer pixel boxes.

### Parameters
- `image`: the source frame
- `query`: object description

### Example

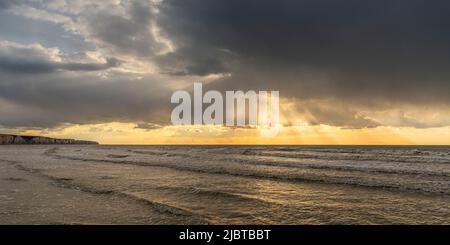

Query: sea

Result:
[0,145,449,224]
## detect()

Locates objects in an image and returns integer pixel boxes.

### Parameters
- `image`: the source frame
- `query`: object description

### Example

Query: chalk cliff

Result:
[0,134,98,145]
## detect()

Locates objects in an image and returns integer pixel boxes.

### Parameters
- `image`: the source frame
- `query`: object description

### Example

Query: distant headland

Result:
[0,134,98,145]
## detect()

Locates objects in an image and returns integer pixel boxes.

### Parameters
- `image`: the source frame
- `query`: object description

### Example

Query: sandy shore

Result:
[0,153,202,224]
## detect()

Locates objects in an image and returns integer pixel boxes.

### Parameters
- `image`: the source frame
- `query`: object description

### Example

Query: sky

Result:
[1,0,450,144]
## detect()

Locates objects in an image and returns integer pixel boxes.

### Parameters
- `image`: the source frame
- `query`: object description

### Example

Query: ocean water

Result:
[0,145,449,224]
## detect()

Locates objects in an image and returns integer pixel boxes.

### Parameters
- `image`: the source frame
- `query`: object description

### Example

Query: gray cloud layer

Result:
[0,0,20,9]
[0,56,120,73]
[1,0,450,129]
[0,70,172,127]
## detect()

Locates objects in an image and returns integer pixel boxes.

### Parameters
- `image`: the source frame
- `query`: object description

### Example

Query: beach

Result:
[0,145,449,224]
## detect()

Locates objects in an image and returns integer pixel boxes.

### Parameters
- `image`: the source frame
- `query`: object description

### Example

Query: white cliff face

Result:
[0,134,98,145]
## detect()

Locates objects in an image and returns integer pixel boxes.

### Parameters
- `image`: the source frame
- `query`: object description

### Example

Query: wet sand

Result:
[1,145,449,224]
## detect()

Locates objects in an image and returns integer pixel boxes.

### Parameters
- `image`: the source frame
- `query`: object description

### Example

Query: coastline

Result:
[0,134,98,145]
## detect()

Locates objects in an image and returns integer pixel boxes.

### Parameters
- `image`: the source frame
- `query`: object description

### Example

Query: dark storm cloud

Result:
[156,46,230,76]
[156,0,450,103]
[0,0,21,9]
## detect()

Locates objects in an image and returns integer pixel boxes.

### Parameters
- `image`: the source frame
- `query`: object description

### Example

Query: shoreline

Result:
[0,134,98,145]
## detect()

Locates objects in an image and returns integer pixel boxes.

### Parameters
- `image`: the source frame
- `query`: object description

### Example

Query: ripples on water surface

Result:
[0,145,449,224]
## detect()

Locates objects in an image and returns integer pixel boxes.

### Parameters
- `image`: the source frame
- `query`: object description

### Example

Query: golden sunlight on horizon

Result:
[14,122,450,145]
